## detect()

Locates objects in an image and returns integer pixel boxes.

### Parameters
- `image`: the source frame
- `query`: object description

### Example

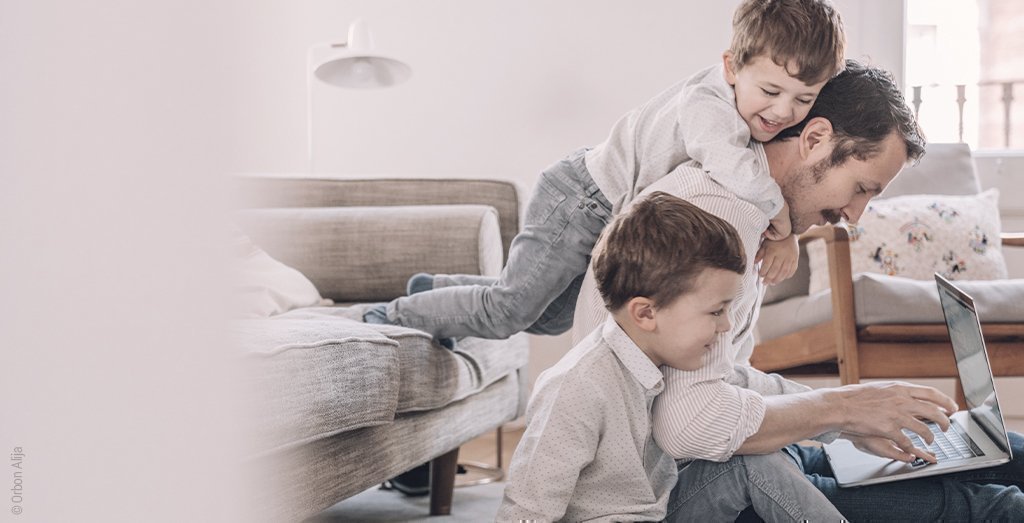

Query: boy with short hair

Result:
[496,192,844,522]
[366,0,843,343]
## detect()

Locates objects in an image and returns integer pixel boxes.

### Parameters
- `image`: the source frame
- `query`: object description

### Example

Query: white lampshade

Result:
[313,19,411,89]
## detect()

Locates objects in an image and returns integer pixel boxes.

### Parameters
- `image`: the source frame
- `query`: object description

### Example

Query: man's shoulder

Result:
[637,161,768,238]
[642,163,748,202]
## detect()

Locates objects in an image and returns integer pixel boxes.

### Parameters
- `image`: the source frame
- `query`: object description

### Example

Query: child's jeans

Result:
[664,451,846,522]
[387,148,613,339]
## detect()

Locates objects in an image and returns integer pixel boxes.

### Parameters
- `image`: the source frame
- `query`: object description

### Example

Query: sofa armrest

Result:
[1002,232,1024,248]
[236,205,503,303]
[798,225,854,298]
[797,225,861,380]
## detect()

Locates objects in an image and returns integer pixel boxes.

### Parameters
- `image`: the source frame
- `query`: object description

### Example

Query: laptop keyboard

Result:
[903,421,983,463]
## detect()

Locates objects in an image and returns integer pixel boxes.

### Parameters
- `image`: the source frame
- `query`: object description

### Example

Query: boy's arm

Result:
[496,378,604,521]
[678,83,784,218]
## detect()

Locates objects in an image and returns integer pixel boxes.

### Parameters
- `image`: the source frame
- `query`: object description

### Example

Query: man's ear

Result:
[799,117,834,160]
[722,50,737,86]
[626,297,658,332]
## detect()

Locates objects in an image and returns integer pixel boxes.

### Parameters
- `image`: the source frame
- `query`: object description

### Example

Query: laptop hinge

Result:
[969,410,1012,456]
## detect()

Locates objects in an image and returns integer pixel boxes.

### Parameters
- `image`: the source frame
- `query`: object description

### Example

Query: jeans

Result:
[388,148,613,339]
[785,431,1024,521]
[664,451,846,522]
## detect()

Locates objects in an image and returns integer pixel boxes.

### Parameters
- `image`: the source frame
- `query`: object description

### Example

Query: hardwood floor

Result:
[460,426,523,471]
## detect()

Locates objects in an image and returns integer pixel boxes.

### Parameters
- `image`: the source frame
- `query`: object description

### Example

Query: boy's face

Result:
[647,268,741,371]
[723,52,828,142]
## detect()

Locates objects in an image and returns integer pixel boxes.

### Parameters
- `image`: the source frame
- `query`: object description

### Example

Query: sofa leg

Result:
[429,447,460,516]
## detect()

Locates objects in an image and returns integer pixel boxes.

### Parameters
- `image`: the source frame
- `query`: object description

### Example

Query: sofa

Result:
[232,176,530,522]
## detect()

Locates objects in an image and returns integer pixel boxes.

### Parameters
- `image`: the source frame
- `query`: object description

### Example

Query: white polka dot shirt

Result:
[584,63,784,218]
[496,316,677,522]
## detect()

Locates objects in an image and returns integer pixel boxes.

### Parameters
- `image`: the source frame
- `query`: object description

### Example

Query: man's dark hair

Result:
[592,192,746,311]
[776,59,926,167]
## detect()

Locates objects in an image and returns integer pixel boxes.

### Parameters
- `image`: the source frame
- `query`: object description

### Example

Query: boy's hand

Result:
[755,234,799,286]
[764,202,792,241]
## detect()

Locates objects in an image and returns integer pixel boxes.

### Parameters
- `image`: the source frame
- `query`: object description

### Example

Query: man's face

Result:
[780,132,910,234]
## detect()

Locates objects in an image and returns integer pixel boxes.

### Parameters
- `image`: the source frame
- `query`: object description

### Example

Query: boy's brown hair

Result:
[592,192,746,311]
[730,0,846,84]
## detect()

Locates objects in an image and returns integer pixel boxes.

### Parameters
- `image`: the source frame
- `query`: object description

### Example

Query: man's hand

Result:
[830,382,957,460]
[764,202,792,240]
[841,432,937,464]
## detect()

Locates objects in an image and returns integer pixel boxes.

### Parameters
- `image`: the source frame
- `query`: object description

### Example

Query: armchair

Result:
[750,143,1024,407]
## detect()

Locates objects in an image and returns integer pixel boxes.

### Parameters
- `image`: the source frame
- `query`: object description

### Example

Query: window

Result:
[906,0,1024,150]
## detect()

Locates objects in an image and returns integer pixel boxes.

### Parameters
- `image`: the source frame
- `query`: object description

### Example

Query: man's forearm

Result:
[735,381,958,457]
[735,389,844,454]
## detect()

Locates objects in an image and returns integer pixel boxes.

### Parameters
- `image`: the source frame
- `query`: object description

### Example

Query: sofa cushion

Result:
[282,306,529,412]
[754,273,1024,343]
[238,305,529,455]
[877,143,981,199]
[807,190,1008,294]
[232,232,327,318]
[237,315,401,456]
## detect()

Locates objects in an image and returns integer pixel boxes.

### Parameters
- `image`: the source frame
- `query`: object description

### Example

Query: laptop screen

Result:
[936,274,1010,449]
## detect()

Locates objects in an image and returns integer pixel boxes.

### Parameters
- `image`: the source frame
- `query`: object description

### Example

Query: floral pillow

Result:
[807,189,1007,294]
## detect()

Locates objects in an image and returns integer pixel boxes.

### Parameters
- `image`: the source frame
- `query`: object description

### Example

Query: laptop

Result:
[823,273,1013,487]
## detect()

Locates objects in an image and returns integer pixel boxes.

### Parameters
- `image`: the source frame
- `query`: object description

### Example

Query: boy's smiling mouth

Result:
[758,115,784,133]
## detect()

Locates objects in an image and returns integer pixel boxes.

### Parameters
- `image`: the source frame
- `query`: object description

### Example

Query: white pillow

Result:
[807,189,1007,294]
[233,233,328,318]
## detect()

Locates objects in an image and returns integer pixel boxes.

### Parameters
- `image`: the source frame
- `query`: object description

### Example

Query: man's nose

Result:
[843,195,871,224]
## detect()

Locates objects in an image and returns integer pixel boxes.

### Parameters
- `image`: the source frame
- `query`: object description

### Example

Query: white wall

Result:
[233,1,904,180]
[3,2,250,521]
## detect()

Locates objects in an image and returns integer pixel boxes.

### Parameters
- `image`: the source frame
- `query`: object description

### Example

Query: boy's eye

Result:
[797,98,814,105]
[761,88,779,96]
[856,185,866,194]
[711,309,725,317]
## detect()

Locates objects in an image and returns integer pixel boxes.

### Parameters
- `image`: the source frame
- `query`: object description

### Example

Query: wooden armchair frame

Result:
[751,228,1024,407]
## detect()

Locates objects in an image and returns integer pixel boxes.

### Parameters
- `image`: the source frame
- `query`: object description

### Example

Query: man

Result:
[572,60,1024,521]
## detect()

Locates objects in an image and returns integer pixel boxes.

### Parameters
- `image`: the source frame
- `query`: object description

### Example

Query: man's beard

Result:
[781,157,842,233]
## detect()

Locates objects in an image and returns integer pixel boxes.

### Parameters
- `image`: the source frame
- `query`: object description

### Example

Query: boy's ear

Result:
[626,297,658,332]
[799,117,834,161]
[722,50,737,86]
